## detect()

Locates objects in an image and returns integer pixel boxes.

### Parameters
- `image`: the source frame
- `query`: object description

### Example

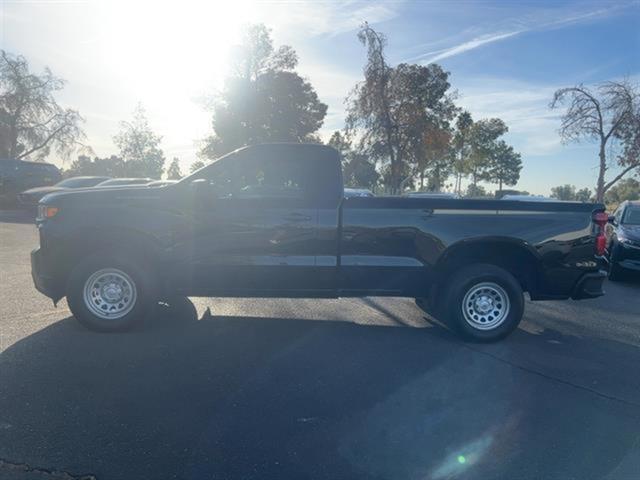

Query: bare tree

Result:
[550,80,639,202]
[0,50,86,161]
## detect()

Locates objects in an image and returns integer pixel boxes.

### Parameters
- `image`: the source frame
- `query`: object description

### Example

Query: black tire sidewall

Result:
[67,255,156,332]
[443,264,524,342]
[608,246,624,281]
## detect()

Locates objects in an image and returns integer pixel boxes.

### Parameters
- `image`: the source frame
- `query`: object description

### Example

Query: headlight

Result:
[36,205,59,221]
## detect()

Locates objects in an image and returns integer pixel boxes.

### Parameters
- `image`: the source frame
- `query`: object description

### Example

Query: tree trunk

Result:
[8,121,19,160]
[596,140,607,203]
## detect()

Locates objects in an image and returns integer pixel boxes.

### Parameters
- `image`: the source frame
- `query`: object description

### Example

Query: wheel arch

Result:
[57,227,165,292]
[433,237,542,298]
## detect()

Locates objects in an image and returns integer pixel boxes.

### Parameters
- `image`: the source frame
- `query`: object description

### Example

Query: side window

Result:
[205,156,307,200]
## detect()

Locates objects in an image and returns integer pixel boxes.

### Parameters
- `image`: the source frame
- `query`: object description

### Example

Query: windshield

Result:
[55,177,107,188]
[622,207,640,225]
[97,178,150,186]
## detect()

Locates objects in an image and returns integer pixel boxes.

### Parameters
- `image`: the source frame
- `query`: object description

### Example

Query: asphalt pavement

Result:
[1,210,640,480]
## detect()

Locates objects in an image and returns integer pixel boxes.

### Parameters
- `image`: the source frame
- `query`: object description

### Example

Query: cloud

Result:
[418,31,524,63]
[455,78,562,156]
[263,1,402,37]
[411,3,633,64]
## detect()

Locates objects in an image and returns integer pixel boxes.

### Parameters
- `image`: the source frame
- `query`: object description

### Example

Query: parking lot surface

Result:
[1,211,640,480]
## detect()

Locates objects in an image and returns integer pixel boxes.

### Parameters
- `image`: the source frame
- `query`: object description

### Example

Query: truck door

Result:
[185,149,322,294]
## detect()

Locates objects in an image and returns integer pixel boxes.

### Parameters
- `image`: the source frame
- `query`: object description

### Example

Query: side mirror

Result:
[608,215,616,225]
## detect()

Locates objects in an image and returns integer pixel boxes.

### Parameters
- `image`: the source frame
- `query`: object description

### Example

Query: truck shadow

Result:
[1,298,640,480]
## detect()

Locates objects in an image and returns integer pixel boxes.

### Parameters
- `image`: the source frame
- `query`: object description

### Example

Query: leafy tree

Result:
[604,177,640,204]
[452,111,473,194]
[346,23,456,194]
[465,184,488,198]
[467,118,508,187]
[0,50,86,160]
[419,126,453,191]
[550,80,639,202]
[575,187,592,202]
[485,140,522,191]
[328,131,379,189]
[190,160,206,173]
[113,104,165,178]
[451,112,512,193]
[66,154,126,177]
[166,157,182,179]
[551,184,577,201]
[201,24,327,158]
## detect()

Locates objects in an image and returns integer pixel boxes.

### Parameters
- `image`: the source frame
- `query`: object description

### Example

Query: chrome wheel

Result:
[462,282,510,330]
[83,268,137,320]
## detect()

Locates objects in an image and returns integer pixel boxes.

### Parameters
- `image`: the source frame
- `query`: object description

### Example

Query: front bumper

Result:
[31,247,63,303]
[571,270,607,299]
[614,242,640,272]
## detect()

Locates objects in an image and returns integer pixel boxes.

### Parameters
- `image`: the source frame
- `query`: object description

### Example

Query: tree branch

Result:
[15,122,68,159]
[602,163,640,193]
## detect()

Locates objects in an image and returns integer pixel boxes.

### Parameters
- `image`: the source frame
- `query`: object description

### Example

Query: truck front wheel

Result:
[67,255,156,332]
[442,264,524,342]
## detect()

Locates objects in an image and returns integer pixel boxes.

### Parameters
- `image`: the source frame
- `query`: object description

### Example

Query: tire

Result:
[415,297,433,315]
[441,264,524,342]
[67,254,157,332]
[608,247,625,282]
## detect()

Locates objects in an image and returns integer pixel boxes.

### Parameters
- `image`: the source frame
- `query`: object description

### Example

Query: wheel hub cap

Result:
[462,282,510,331]
[83,268,137,320]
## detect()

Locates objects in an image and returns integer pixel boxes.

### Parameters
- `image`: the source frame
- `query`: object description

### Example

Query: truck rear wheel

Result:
[67,255,156,332]
[442,264,524,342]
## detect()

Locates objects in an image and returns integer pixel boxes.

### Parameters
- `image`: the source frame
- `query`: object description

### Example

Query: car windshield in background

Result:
[55,177,108,188]
[96,178,152,187]
[623,207,640,225]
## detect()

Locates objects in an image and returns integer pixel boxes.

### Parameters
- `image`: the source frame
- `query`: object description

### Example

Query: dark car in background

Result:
[95,178,153,188]
[606,200,640,280]
[0,159,61,205]
[17,176,111,207]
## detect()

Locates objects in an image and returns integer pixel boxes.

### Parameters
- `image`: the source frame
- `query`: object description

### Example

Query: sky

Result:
[1,0,639,194]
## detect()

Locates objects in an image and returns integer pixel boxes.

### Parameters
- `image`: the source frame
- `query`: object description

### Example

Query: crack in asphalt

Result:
[0,459,96,480]
[463,344,640,409]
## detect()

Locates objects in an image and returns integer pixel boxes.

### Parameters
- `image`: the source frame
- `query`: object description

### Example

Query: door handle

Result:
[284,212,312,222]
[421,208,434,219]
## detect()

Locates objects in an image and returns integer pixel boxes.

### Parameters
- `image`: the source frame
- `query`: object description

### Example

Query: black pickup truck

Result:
[31,143,608,341]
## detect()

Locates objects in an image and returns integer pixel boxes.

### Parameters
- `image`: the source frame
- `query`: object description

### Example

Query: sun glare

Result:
[96,0,256,101]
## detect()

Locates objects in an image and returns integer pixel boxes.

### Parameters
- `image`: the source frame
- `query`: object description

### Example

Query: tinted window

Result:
[622,207,640,225]
[205,155,307,200]
[30,163,58,173]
